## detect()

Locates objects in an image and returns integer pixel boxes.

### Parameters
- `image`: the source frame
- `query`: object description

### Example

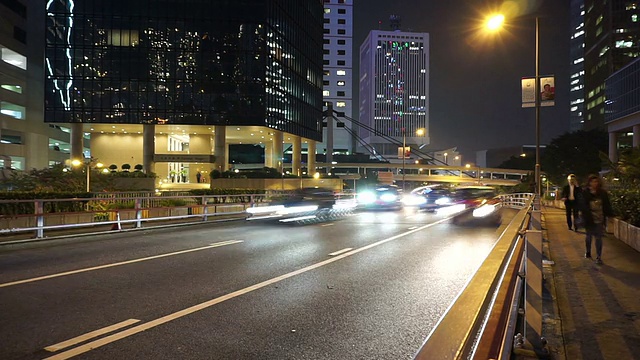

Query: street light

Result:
[486,13,542,196]
[402,128,426,191]
[71,159,103,192]
[444,152,448,165]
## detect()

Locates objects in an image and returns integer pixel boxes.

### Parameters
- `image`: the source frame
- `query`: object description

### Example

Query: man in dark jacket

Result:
[561,174,582,231]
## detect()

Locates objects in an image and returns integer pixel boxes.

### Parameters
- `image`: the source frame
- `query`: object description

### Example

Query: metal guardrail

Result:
[0,194,269,239]
[414,193,536,360]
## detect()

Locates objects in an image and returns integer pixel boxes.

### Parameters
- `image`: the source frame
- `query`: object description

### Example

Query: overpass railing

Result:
[0,193,269,240]
[414,193,542,360]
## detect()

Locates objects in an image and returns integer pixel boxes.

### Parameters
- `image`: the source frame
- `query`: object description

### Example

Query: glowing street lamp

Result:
[402,128,426,191]
[71,159,103,192]
[485,12,542,196]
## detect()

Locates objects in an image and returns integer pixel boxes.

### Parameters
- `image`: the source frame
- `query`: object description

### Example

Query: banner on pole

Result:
[539,75,555,107]
[522,77,536,108]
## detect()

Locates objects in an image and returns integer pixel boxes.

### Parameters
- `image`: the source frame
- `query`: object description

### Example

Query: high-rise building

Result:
[583,0,640,130]
[359,30,430,157]
[322,0,353,156]
[45,0,323,182]
[569,0,586,132]
[0,0,72,170]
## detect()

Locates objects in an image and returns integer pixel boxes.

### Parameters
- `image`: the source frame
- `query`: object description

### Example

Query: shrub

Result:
[610,188,640,227]
[134,164,143,172]
[122,164,131,172]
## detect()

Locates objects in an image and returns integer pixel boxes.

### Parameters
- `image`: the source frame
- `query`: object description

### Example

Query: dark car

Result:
[356,185,403,210]
[446,186,502,225]
[404,186,453,211]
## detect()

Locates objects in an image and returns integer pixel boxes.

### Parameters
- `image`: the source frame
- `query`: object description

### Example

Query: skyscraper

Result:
[359,30,430,157]
[583,0,640,130]
[45,0,324,181]
[322,0,353,155]
[569,0,585,132]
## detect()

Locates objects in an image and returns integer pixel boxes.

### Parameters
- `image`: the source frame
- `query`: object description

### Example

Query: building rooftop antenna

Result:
[389,15,401,31]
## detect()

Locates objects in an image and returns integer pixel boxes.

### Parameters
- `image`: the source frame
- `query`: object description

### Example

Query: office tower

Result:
[322,0,353,155]
[45,0,323,180]
[359,30,430,157]
[569,0,585,131]
[583,0,640,129]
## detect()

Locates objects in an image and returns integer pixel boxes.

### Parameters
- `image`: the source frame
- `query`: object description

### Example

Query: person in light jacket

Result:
[579,174,613,264]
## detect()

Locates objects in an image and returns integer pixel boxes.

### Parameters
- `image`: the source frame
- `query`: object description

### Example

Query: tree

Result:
[497,155,535,171]
[541,129,608,185]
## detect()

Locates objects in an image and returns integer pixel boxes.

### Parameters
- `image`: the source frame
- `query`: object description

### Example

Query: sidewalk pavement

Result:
[541,206,640,360]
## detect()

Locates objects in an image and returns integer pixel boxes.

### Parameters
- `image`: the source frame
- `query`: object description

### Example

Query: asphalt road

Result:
[0,208,509,360]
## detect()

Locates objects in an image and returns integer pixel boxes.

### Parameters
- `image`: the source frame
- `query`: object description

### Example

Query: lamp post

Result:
[444,152,448,165]
[486,14,541,196]
[72,159,103,192]
[402,128,425,191]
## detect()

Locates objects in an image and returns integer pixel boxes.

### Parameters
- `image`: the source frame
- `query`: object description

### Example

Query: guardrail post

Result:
[520,207,546,357]
[135,198,142,228]
[202,196,208,222]
[35,200,44,239]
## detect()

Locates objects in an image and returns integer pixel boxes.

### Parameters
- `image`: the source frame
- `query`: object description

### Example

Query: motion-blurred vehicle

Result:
[246,187,356,223]
[402,186,453,211]
[442,186,503,225]
[356,185,403,210]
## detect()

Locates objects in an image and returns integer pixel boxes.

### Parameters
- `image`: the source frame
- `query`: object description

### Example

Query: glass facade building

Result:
[569,0,585,131]
[605,57,640,121]
[45,0,324,141]
[583,0,640,129]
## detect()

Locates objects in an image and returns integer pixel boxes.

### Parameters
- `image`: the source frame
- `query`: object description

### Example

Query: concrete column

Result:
[609,132,618,163]
[292,136,302,176]
[264,142,273,168]
[307,140,316,175]
[214,126,228,172]
[633,125,640,148]
[70,123,84,161]
[272,130,283,173]
[143,124,155,174]
[326,102,334,164]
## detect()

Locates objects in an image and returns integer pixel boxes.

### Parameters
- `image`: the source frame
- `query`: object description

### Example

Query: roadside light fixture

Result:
[465,164,471,168]
[313,172,320,179]
[485,14,505,31]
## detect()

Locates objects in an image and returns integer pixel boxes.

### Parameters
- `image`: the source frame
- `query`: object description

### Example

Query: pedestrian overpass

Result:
[314,162,529,186]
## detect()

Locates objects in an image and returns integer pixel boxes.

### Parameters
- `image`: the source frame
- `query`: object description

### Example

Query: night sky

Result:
[352,0,571,161]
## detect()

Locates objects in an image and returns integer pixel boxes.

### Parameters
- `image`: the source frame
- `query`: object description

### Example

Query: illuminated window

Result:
[336,101,346,107]
[0,101,26,119]
[336,70,346,76]
[337,81,345,86]
[323,90,330,96]
[324,8,330,13]
[1,84,22,93]
[633,14,638,22]
[1,48,26,70]
[107,30,140,46]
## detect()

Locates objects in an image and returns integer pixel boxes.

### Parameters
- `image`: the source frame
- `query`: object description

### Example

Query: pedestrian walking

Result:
[579,174,613,264]
[196,171,202,183]
[561,174,582,231]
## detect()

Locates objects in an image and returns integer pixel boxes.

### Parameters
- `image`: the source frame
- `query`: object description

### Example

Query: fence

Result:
[414,193,539,359]
[0,193,269,240]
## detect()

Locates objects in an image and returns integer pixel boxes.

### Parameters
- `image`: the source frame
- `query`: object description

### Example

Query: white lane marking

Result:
[44,319,140,352]
[41,217,451,360]
[0,240,243,288]
[408,226,418,230]
[328,248,353,256]
[321,223,335,227]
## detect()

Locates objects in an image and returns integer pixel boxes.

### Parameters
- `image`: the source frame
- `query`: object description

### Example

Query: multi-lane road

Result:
[0,209,508,360]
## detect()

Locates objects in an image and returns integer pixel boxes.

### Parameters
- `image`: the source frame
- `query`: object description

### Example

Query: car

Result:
[403,186,453,211]
[356,185,403,210]
[246,187,356,223]
[444,186,503,225]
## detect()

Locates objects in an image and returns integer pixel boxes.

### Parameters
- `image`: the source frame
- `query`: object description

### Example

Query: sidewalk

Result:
[541,207,640,360]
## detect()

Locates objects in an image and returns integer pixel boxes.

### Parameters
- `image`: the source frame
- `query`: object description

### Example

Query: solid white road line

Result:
[42,217,450,360]
[44,319,140,352]
[408,226,418,230]
[328,248,353,256]
[0,240,243,288]
[321,223,335,227]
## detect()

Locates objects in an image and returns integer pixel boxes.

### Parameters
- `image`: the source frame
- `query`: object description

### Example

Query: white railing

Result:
[0,194,268,240]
